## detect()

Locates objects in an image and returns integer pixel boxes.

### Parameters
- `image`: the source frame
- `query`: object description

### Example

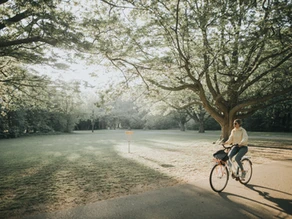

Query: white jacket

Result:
[225,127,248,146]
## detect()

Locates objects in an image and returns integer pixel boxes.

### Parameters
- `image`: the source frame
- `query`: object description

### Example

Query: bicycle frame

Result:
[209,144,253,192]
[213,157,238,179]
[223,151,250,177]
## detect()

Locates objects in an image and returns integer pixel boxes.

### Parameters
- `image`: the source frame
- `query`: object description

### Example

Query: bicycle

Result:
[209,144,253,192]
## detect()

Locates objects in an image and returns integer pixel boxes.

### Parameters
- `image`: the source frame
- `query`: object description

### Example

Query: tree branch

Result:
[106,55,151,89]
[100,0,140,10]
[147,78,199,92]
[231,85,292,116]
[0,9,31,30]
[0,0,8,5]
[0,36,58,48]
[240,50,292,94]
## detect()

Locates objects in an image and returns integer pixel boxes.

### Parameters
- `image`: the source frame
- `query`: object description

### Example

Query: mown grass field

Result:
[0,130,291,218]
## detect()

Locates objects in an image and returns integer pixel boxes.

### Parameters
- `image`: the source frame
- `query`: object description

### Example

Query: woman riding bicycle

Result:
[223,119,248,178]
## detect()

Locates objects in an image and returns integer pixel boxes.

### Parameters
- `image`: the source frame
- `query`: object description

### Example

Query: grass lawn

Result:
[0,130,291,218]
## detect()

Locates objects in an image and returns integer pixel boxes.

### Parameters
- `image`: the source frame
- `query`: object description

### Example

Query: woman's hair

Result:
[234,119,242,126]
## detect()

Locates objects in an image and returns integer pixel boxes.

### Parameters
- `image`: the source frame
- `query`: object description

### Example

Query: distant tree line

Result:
[0,108,74,138]
[1,100,291,139]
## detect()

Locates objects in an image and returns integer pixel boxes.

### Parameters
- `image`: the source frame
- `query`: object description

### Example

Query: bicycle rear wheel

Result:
[239,158,252,184]
[209,164,229,192]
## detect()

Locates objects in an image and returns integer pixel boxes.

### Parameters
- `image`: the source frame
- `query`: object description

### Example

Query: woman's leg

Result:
[235,146,248,170]
[228,146,239,167]
[228,145,239,160]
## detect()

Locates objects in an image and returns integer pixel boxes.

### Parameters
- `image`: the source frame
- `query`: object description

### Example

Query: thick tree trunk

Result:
[220,115,236,141]
[198,106,205,133]
[221,123,230,141]
[198,121,205,133]
[179,121,186,131]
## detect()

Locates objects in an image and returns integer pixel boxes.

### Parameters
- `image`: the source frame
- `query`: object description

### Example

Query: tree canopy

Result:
[84,0,292,139]
[0,0,89,60]
[1,0,292,138]
[0,0,90,111]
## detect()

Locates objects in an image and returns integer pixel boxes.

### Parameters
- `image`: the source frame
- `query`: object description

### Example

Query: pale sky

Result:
[30,50,124,92]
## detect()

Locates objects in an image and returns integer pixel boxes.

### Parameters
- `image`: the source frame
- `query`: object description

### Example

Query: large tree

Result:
[84,0,292,139]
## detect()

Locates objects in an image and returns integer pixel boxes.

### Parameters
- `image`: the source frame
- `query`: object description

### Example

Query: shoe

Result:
[241,170,246,179]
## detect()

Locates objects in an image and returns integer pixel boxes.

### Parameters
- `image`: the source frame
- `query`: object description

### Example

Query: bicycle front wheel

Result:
[209,164,229,192]
[239,158,252,184]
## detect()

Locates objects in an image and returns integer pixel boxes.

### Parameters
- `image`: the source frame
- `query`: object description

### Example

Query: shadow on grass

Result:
[0,135,179,219]
[0,158,64,216]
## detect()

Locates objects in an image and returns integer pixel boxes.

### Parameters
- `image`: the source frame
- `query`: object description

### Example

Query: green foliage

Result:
[245,101,292,132]
[0,58,52,112]
[144,113,178,130]
[0,80,83,138]
[75,119,93,130]
[97,99,147,129]
[0,0,89,130]
[0,0,89,60]
[2,109,27,138]
[86,0,292,139]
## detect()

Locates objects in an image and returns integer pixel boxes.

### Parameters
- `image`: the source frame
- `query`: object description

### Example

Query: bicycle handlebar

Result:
[222,144,238,150]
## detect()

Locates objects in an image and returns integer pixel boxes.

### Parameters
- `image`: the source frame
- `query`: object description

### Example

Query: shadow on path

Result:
[246,184,292,215]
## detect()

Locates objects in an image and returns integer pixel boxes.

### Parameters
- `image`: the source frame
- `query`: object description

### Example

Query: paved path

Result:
[24,160,292,219]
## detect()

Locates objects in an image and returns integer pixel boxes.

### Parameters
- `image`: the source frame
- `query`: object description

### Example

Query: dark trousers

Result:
[228,145,248,171]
